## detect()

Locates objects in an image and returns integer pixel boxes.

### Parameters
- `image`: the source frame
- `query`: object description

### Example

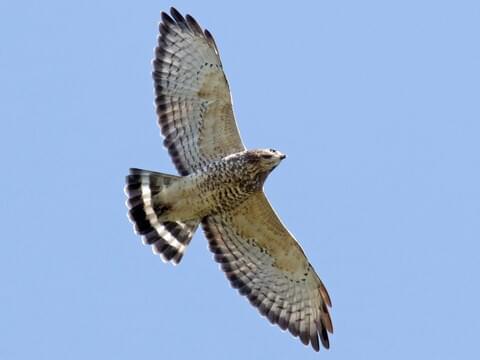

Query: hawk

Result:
[125,7,333,352]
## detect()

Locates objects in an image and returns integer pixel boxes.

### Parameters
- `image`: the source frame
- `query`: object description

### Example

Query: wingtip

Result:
[310,335,320,352]
[169,6,180,16]
[204,29,219,53]
[161,11,175,26]
[204,29,214,42]
[170,7,185,23]
[185,14,203,34]
[319,327,330,349]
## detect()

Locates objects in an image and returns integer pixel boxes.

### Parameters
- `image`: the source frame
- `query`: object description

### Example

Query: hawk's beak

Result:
[280,154,286,160]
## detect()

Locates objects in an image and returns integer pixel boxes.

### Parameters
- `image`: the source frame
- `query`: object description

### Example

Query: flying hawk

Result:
[125,7,333,352]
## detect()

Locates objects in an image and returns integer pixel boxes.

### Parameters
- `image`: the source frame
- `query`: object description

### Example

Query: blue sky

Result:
[1,0,479,359]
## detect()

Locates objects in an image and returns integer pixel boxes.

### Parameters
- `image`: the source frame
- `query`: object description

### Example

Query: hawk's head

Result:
[245,148,286,173]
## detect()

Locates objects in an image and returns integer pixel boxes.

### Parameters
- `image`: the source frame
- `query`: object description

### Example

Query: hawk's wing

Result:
[202,192,333,351]
[154,8,245,175]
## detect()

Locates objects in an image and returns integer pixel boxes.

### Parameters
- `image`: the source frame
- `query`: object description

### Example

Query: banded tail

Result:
[125,168,199,264]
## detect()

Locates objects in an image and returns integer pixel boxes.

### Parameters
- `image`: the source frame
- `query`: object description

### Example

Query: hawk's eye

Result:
[262,154,273,159]
[269,148,277,153]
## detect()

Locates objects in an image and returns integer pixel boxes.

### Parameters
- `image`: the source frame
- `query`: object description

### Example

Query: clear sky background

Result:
[1,1,479,359]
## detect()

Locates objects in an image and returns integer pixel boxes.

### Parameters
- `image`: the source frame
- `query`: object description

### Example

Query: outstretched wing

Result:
[154,8,245,175]
[202,192,333,351]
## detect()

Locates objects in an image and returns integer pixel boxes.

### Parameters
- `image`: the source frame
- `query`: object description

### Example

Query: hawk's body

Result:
[125,7,333,352]
[156,151,271,221]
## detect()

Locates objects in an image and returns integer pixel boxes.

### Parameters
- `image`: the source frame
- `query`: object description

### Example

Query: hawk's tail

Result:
[125,168,199,264]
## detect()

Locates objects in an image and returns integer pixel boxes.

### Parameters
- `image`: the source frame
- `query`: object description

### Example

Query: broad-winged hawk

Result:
[125,7,333,352]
